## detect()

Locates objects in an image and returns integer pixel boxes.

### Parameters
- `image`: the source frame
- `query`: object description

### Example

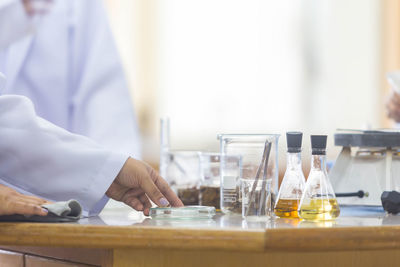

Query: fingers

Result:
[135,160,181,207]
[3,185,51,205]
[0,185,50,216]
[154,178,184,207]
[10,201,48,216]
[140,194,152,216]
[139,176,170,207]
[147,168,184,207]
[16,194,49,206]
[110,158,183,213]
[119,189,153,216]
[129,198,144,211]
[123,188,144,198]
[136,167,171,207]
[119,189,143,209]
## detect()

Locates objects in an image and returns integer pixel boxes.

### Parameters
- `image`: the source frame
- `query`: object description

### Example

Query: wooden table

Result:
[1,205,400,267]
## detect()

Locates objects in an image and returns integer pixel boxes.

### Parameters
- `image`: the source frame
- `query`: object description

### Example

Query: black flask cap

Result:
[311,135,327,155]
[286,132,302,153]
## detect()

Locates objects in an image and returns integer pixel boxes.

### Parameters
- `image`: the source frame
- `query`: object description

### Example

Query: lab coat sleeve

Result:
[0,0,18,9]
[68,0,141,158]
[0,0,34,50]
[0,95,129,215]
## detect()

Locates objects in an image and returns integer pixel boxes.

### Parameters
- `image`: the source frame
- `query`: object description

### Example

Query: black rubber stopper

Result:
[311,135,327,155]
[381,191,400,214]
[286,132,302,153]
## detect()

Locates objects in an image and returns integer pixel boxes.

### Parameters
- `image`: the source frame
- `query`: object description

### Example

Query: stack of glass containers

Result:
[160,118,340,221]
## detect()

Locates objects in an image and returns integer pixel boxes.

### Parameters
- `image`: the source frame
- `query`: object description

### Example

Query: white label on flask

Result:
[223,176,236,190]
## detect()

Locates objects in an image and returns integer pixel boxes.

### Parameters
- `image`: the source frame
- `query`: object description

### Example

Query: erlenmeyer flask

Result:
[298,135,340,221]
[274,132,306,218]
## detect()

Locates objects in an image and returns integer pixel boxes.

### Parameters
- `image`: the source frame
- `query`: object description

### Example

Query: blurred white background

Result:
[104,0,386,170]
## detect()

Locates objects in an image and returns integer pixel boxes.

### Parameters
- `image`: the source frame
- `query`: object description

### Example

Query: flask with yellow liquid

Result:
[274,132,305,218]
[298,135,340,221]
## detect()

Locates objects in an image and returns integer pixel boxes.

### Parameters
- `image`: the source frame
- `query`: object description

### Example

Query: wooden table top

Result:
[0,204,400,252]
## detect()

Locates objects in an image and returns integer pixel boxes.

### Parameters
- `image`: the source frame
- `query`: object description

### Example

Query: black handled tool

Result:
[335,190,369,198]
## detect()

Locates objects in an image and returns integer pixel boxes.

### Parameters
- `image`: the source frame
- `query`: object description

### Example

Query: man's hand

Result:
[0,184,49,216]
[106,158,183,216]
[386,91,400,122]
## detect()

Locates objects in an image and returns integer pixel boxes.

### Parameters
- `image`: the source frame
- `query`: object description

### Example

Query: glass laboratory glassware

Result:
[199,153,221,210]
[298,135,340,221]
[241,178,270,219]
[219,134,280,215]
[158,118,202,205]
[159,117,170,179]
[274,132,306,218]
[150,206,216,220]
[163,151,202,206]
[200,153,241,211]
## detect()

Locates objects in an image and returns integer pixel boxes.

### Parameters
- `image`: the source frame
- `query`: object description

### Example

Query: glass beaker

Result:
[199,153,221,210]
[162,151,202,206]
[241,178,270,219]
[199,153,241,210]
[219,134,280,215]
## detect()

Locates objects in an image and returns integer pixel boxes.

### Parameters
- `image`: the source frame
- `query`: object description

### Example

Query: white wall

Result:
[105,0,382,165]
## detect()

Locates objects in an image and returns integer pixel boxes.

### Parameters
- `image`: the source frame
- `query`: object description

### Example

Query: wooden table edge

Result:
[265,225,400,251]
[0,223,265,252]
[1,223,400,252]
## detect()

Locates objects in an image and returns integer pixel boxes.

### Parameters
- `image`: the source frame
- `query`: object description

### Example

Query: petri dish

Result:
[150,206,216,219]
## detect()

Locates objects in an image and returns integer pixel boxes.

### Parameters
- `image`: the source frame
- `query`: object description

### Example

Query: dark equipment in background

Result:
[330,129,400,207]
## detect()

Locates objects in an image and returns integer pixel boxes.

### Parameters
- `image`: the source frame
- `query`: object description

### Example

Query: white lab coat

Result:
[0,74,128,215]
[0,0,141,158]
[0,0,138,215]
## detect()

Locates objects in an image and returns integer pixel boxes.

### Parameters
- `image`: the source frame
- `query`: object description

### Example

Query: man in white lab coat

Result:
[0,0,141,157]
[0,0,183,216]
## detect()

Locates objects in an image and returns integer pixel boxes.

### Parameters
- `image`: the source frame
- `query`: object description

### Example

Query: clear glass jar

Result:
[199,153,221,210]
[199,153,241,211]
[218,134,280,215]
[241,178,270,219]
[161,151,202,206]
